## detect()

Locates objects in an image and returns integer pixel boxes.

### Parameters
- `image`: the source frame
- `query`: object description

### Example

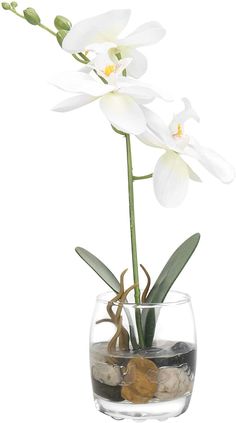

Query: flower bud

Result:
[1,2,11,10]
[54,15,72,31]
[10,1,17,7]
[23,7,40,25]
[56,30,68,47]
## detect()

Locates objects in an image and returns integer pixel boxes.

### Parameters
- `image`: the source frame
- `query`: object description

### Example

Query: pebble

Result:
[171,342,190,354]
[92,362,122,386]
[151,348,196,373]
[92,377,122,402]
[155,367,193,401]
[121,357,158,404]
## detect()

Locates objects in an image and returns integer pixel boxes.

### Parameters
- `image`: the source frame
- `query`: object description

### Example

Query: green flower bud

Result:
[10,1,18,7]
[23,7,40,25]
[1,2,11,10]
[54,15,72,31]
[56,30,68,47]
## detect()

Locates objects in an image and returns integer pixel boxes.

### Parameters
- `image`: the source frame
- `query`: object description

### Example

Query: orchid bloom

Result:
[62,9,166,78]
[137,99,235,207]
[51,55,159,135]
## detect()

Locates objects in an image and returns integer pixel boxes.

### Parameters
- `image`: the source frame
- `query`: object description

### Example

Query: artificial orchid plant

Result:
[2,4,235,349]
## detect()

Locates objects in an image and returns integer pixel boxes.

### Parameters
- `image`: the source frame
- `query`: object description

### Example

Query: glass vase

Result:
[90,290,196,421]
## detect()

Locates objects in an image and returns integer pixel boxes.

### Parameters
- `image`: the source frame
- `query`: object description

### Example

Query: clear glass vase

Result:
[90,290,196,421]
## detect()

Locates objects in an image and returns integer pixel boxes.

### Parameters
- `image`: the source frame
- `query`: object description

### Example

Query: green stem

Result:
[111,125,126,136]
[133,173,153,181]
[38,23,57,36]
[11,9,24,19]
[9,7,92,66]
[126,135,140,301]
[10,8,57,36]
[125,134,145,348]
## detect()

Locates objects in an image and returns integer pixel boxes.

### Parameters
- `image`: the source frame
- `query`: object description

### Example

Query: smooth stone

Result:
[155,367,193,401]
[92,377,123,402]
[151,349,196,373]
[171,342,190,354]
[92,362,122,386]
[121,357,158,404]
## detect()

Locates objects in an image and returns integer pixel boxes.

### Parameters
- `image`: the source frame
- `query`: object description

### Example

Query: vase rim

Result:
[96,290,191,308]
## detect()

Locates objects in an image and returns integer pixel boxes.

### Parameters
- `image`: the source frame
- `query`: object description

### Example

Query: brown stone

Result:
[121,356,158,404]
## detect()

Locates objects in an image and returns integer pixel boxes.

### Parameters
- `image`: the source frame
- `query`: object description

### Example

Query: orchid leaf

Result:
[75,246,139,348]
[75,247,120,293]
[143,233,201,347]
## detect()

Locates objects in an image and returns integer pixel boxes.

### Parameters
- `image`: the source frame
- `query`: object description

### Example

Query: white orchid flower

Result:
[62,9,165,78]
[51,56,159,135]
[137,99,235,207]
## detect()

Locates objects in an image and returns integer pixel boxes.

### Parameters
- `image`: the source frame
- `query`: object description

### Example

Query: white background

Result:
[0,1,236,422]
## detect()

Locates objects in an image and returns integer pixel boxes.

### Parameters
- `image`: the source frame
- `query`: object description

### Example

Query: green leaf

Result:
[75,247,140,348]
[147,233,201,304]
[75,247,120,293]
[143,233,201,347]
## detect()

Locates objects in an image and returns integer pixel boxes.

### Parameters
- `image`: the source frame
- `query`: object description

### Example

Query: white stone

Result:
[155,367,193,401]
[92,362,122,386]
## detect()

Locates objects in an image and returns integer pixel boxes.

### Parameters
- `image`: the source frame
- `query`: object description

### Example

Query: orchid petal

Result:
[137,130,165,148]
[119,21,166,47]
[142,107,176,148]
[63,10,131,53]
[182,137,201,159]
[184,137,235,183]
[78,66,91,74]
[89,54,131,84]
[115,76,142,87]
[86,42,117,53]
[197,146,236,183]
[53,94,97,112]
[118,79,171,102]
[153,151,189,207]
[187,164,202,182]
[93,52,117,70]
[172,134,191,152]
[122,48,148,78]
[91,52,127,72]
[100,93,146,135]
[50,71,114,96]
[118,85,156,104]
[116,58,133,75]
[169,98,200,134]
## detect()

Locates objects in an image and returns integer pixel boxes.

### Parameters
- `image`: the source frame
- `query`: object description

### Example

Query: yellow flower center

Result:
[104,64,116,77]
[176,123,183,137]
